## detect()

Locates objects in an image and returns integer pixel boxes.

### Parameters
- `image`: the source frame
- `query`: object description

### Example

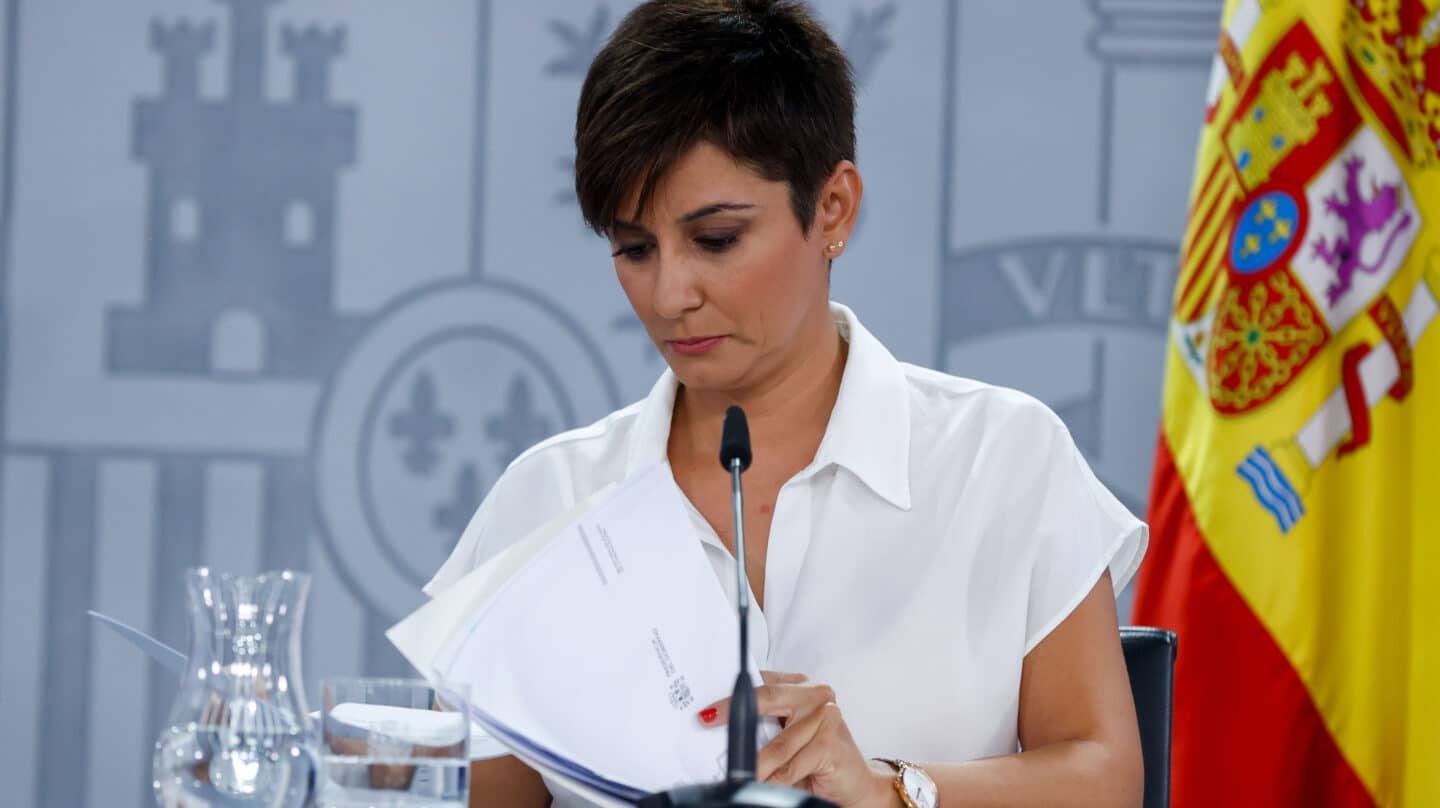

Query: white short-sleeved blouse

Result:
[426,302,1147,806]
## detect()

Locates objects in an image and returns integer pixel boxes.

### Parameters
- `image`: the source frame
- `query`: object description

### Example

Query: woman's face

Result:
[608,141,856,394]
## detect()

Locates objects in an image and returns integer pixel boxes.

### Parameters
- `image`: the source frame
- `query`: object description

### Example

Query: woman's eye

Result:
[611,243,653,261]
[695,233,739,253]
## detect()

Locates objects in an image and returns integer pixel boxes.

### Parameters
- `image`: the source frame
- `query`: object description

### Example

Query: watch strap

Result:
[873,758,923,808]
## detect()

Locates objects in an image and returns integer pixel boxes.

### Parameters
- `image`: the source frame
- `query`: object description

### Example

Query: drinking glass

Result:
[317,677,470,807]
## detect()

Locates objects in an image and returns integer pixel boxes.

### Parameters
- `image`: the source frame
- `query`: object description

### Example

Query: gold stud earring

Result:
[827,240,846,254]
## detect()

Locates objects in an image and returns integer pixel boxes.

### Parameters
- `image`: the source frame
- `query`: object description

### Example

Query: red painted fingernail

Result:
[699,707,718,724]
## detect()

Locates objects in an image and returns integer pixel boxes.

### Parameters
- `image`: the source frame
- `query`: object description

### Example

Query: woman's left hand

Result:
[697,671,897,807]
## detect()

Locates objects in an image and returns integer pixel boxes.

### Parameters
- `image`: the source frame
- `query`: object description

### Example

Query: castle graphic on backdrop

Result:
[107,0,365,380]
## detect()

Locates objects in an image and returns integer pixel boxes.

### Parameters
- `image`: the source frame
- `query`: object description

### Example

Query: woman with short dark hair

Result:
[432,2,1147,805]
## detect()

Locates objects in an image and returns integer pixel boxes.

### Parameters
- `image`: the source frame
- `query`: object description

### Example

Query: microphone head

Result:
[719,406,753,472]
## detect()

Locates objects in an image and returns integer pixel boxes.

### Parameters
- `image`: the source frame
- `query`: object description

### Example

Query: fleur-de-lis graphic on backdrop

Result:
[433,462,481,536]
[545,4,610,77]
[388,370,455,476]
[485,374,554,468]
[843,2,898,87]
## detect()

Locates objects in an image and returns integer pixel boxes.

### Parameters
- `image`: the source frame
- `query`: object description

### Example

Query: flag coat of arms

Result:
[1133,0,1440,805]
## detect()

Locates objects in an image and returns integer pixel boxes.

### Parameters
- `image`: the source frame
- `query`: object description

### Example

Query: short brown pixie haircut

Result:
[574,0,856,236]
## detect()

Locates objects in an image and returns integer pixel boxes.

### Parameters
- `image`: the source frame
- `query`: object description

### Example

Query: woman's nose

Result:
[652,257,703,320]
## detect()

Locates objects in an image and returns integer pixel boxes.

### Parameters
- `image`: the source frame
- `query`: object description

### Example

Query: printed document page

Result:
[387,483,617,683]
[435,463,761,793]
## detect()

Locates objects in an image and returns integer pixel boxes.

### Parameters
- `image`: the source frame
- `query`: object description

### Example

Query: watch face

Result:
[900,766,938,808]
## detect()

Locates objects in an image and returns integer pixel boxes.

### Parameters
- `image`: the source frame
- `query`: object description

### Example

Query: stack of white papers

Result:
[388,464,771,805]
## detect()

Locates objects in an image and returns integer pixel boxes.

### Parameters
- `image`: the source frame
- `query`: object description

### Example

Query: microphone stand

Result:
[639,407,836,808]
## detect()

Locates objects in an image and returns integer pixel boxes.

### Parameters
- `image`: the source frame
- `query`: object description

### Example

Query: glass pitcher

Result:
[153,568,319,807]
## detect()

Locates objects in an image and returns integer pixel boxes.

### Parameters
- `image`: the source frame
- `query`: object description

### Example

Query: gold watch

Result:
[876,758,938,808]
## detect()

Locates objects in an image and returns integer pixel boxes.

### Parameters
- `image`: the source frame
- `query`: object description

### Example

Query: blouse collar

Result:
[624,302,912,510]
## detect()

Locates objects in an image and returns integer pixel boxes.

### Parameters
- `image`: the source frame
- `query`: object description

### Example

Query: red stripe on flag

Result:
[1176,221,1229,321]
[1176,250,1221,322]
[1175,187,1236,317]
[1180,160,1226,261]
[1132,435,1376,807]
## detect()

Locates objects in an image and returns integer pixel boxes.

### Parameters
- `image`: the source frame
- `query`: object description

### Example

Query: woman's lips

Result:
[667,336,726,355]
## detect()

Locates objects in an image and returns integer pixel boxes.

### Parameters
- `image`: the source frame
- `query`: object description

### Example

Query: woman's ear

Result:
[814,160,862,260]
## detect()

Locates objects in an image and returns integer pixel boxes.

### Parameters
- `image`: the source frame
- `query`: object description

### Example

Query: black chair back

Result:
[1120,626,1177,808]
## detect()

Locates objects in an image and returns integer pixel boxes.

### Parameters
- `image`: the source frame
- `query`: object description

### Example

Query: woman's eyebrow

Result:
[678,202,755,223]
[611,202,756,234]
[610,220,652,237]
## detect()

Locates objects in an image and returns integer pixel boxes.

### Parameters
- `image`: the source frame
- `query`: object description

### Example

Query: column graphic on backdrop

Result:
[938,0,1216,514]
[1089,0,1219,225]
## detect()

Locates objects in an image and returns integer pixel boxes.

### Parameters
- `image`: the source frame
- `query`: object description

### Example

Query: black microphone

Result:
[719,405,752,472]
[719,406,757,781]
[639,406,836,808]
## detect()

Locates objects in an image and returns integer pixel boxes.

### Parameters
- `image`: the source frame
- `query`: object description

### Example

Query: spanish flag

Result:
[1132,1,1440,805]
